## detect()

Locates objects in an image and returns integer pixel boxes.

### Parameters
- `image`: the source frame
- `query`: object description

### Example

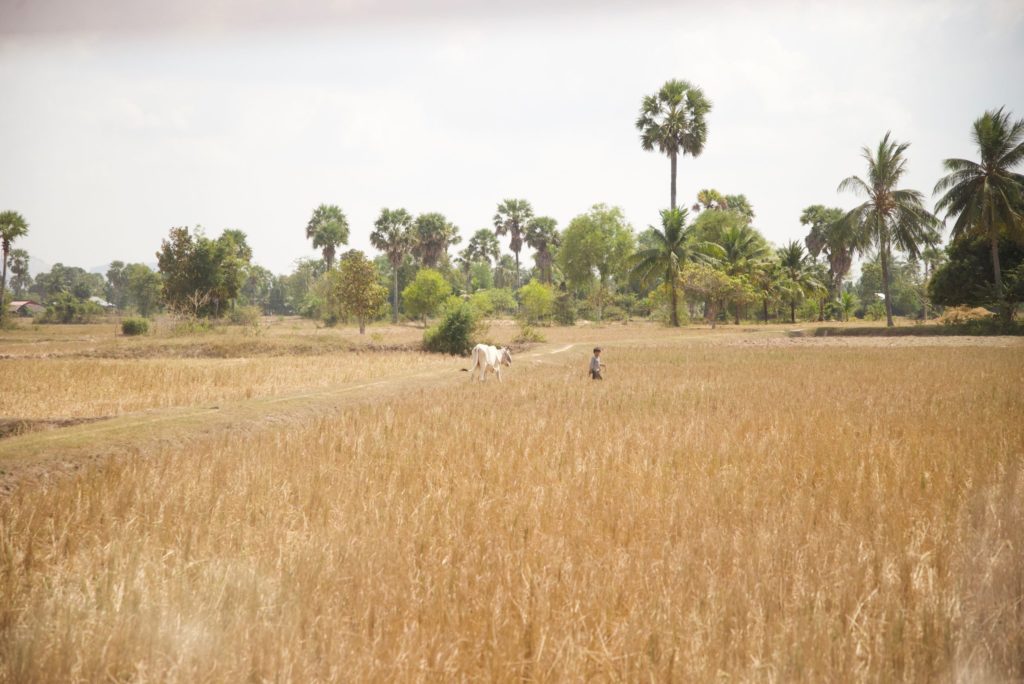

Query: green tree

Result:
[402,268,453,326]
[778,240,825,323]
[636,80,712,209]
[124,263,162,316]
[839,132,939,326]
[493,199,534,288]
[801,204,859,300]
[524,216,560,284]
[718,224,770,323]
[558,204,636,320]
[370,208,415,324]
[839,291,859,322]
[680,264,749,329]
[156,227,252,317]
[0,210,29,324]
[105,261,130,309]
[518,279,555,324]
[628,207,721,326]
[305,204,350,270]
[241,264,275,312]
[331,250,388,334]
[751,259,789,323]
[934,108,1024,320]
[928,235,1024,314]
[412,213,461,268]
[6,248,31,298]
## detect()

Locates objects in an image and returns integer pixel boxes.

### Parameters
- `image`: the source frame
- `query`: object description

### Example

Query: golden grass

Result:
[2,335,1023,681]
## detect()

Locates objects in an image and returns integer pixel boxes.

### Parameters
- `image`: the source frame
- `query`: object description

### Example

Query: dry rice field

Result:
[1,319,1023,682]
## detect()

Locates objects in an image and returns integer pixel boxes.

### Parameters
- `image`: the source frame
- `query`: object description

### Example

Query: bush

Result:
[36,293,103,324]
[402,269,452,325]
[518,279,554,325]
[228,305,262,327]
[513,324,546,344]
[423,301,484,355]
[121,317,149,336]
[553,291,578,326]
[865,301,887,321]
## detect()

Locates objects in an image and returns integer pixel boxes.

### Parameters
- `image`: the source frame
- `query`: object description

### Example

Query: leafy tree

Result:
[493,199,534,288]
[38,292,104,324]
[156,227,252,317]
[801,204,859,300]
[412,213,461,268]
[402,268,452,326]
[305,204,349,269]
[241,264,275,312]
[559,204,635,320]
[518,279,555,324]
[525,216,560,284]
[636,79,712,209]
[929,235,1024,314]
[856,256,923,318]
[105,261,130,308]
[6,248,31,298]
[680,264,749,329]
[934,108,1024,320]
[628,207,721,326]
[370,208,415,324]
[330,250,389,334]
[280,258,327,317]
[423,301,483,356]
[839,132,939,326]
[124,263,162,316]
[778,240,825,323]
[0,210,29,324]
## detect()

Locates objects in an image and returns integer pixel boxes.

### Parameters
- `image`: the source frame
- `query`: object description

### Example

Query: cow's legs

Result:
[496,368,502,383]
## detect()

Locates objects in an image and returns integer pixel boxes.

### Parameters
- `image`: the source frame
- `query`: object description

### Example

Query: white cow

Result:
[463,344,513,382]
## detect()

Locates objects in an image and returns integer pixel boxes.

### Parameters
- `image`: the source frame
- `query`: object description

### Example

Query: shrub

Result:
[513,324,546,344]
[121,317,149,336]
[468,291,495,318]
[865,301,887,321]
[554,291,578,326]
[228,305,262,327]
[518,280,554,325]
[423,301,484,355]
[402,269,452,325]
[36,293,103,324]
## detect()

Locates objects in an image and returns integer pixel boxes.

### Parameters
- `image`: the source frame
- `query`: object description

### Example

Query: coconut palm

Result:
[412,213,461,268]
[0,210,29,325]
[493,199,533,289]
[719,224,771,323]
[751,259,789,323]
[370,208,415,324]
[628,207,722,326]
[524,216,560,284]
[839,132,939,327]
[778,240,825,324]
[305,204,349,270]
[636,80,712,210]
[934,108,1024,319]
[839,291,859,322]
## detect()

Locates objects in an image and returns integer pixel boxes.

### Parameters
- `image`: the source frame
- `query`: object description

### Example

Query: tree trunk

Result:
[0,245,8,326]
[392,267,399,324]
[818,297,825,322]
[790,301,796,324]
[734,301,740,325]
[359,317,366,334]
[763,299,768,324]
[670,152,678,210]
[880,244,894,328]
[514,250,521,290]
[991,231,1004,317]
[669,274,679,327]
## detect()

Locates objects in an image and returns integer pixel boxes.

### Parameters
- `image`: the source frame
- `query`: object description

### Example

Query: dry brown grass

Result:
[1,332,1023,681]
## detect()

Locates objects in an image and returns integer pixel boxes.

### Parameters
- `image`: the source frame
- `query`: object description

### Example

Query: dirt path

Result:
[0,343,583,495]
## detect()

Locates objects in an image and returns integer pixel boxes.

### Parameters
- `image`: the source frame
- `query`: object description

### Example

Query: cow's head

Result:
[500,347,513,367]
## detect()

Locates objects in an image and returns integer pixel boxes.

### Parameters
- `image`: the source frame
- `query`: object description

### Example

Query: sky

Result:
[1,0,1022,276]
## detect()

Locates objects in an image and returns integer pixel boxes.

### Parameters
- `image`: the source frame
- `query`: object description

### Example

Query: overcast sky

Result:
[2,0,1022,275]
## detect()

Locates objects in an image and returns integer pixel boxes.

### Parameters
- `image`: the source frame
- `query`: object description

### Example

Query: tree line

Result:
[2,83,1021,329]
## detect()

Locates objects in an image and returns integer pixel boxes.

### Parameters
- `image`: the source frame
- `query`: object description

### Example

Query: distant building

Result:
[8,300,45,316]
[88,296,116,311]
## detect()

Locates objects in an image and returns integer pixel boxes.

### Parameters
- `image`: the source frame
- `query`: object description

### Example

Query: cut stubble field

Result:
[1,322,1022,681]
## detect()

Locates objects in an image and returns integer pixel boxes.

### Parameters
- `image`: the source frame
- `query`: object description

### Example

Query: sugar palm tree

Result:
[305,204,349,270]
[934,108,1024,319]
[524,216,560,284]
[0,210,29,325]
[370,208,415,323]
[636,80,712,210]
[493,199,533,289]
[628,207,722,326]
[778,240,825,323]
[839,132,939,327]
[412,212,460,268]
[801,205,860,300]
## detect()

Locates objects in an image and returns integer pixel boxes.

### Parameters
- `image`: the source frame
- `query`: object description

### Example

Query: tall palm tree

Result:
[934,108,1024,319]
[493,199,533,288]
[524,216,560,284]
[636,80,712,210]
[370,208,414,323]
[628,207,722,326]
[719,224,770,323]
[0,210,29,325]
[305,204,349,270]
[412,212,461,268]
[839,132,939,327]
[777,240,824,324]
[751,259,788,324]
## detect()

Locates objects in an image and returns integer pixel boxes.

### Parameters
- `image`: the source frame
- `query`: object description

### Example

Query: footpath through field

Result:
[0,341,592,494]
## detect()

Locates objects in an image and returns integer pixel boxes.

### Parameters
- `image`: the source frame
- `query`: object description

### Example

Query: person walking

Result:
[589,347,605,380]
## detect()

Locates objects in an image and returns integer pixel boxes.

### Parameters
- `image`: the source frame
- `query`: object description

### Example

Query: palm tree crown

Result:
[524,216,560,284]
[370,207,415,324]
[493,199,533,288]
[0,210,29,325]
[838,132,938,326]
[305,204,349,270]
[629,207,722,326]
[636,80,712,210]
[412,212,460,268]
[777,240,825,323]
[934,108,1024,315]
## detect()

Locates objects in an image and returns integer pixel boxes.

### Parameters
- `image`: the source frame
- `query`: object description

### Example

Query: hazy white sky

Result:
[2,0,1022,274]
